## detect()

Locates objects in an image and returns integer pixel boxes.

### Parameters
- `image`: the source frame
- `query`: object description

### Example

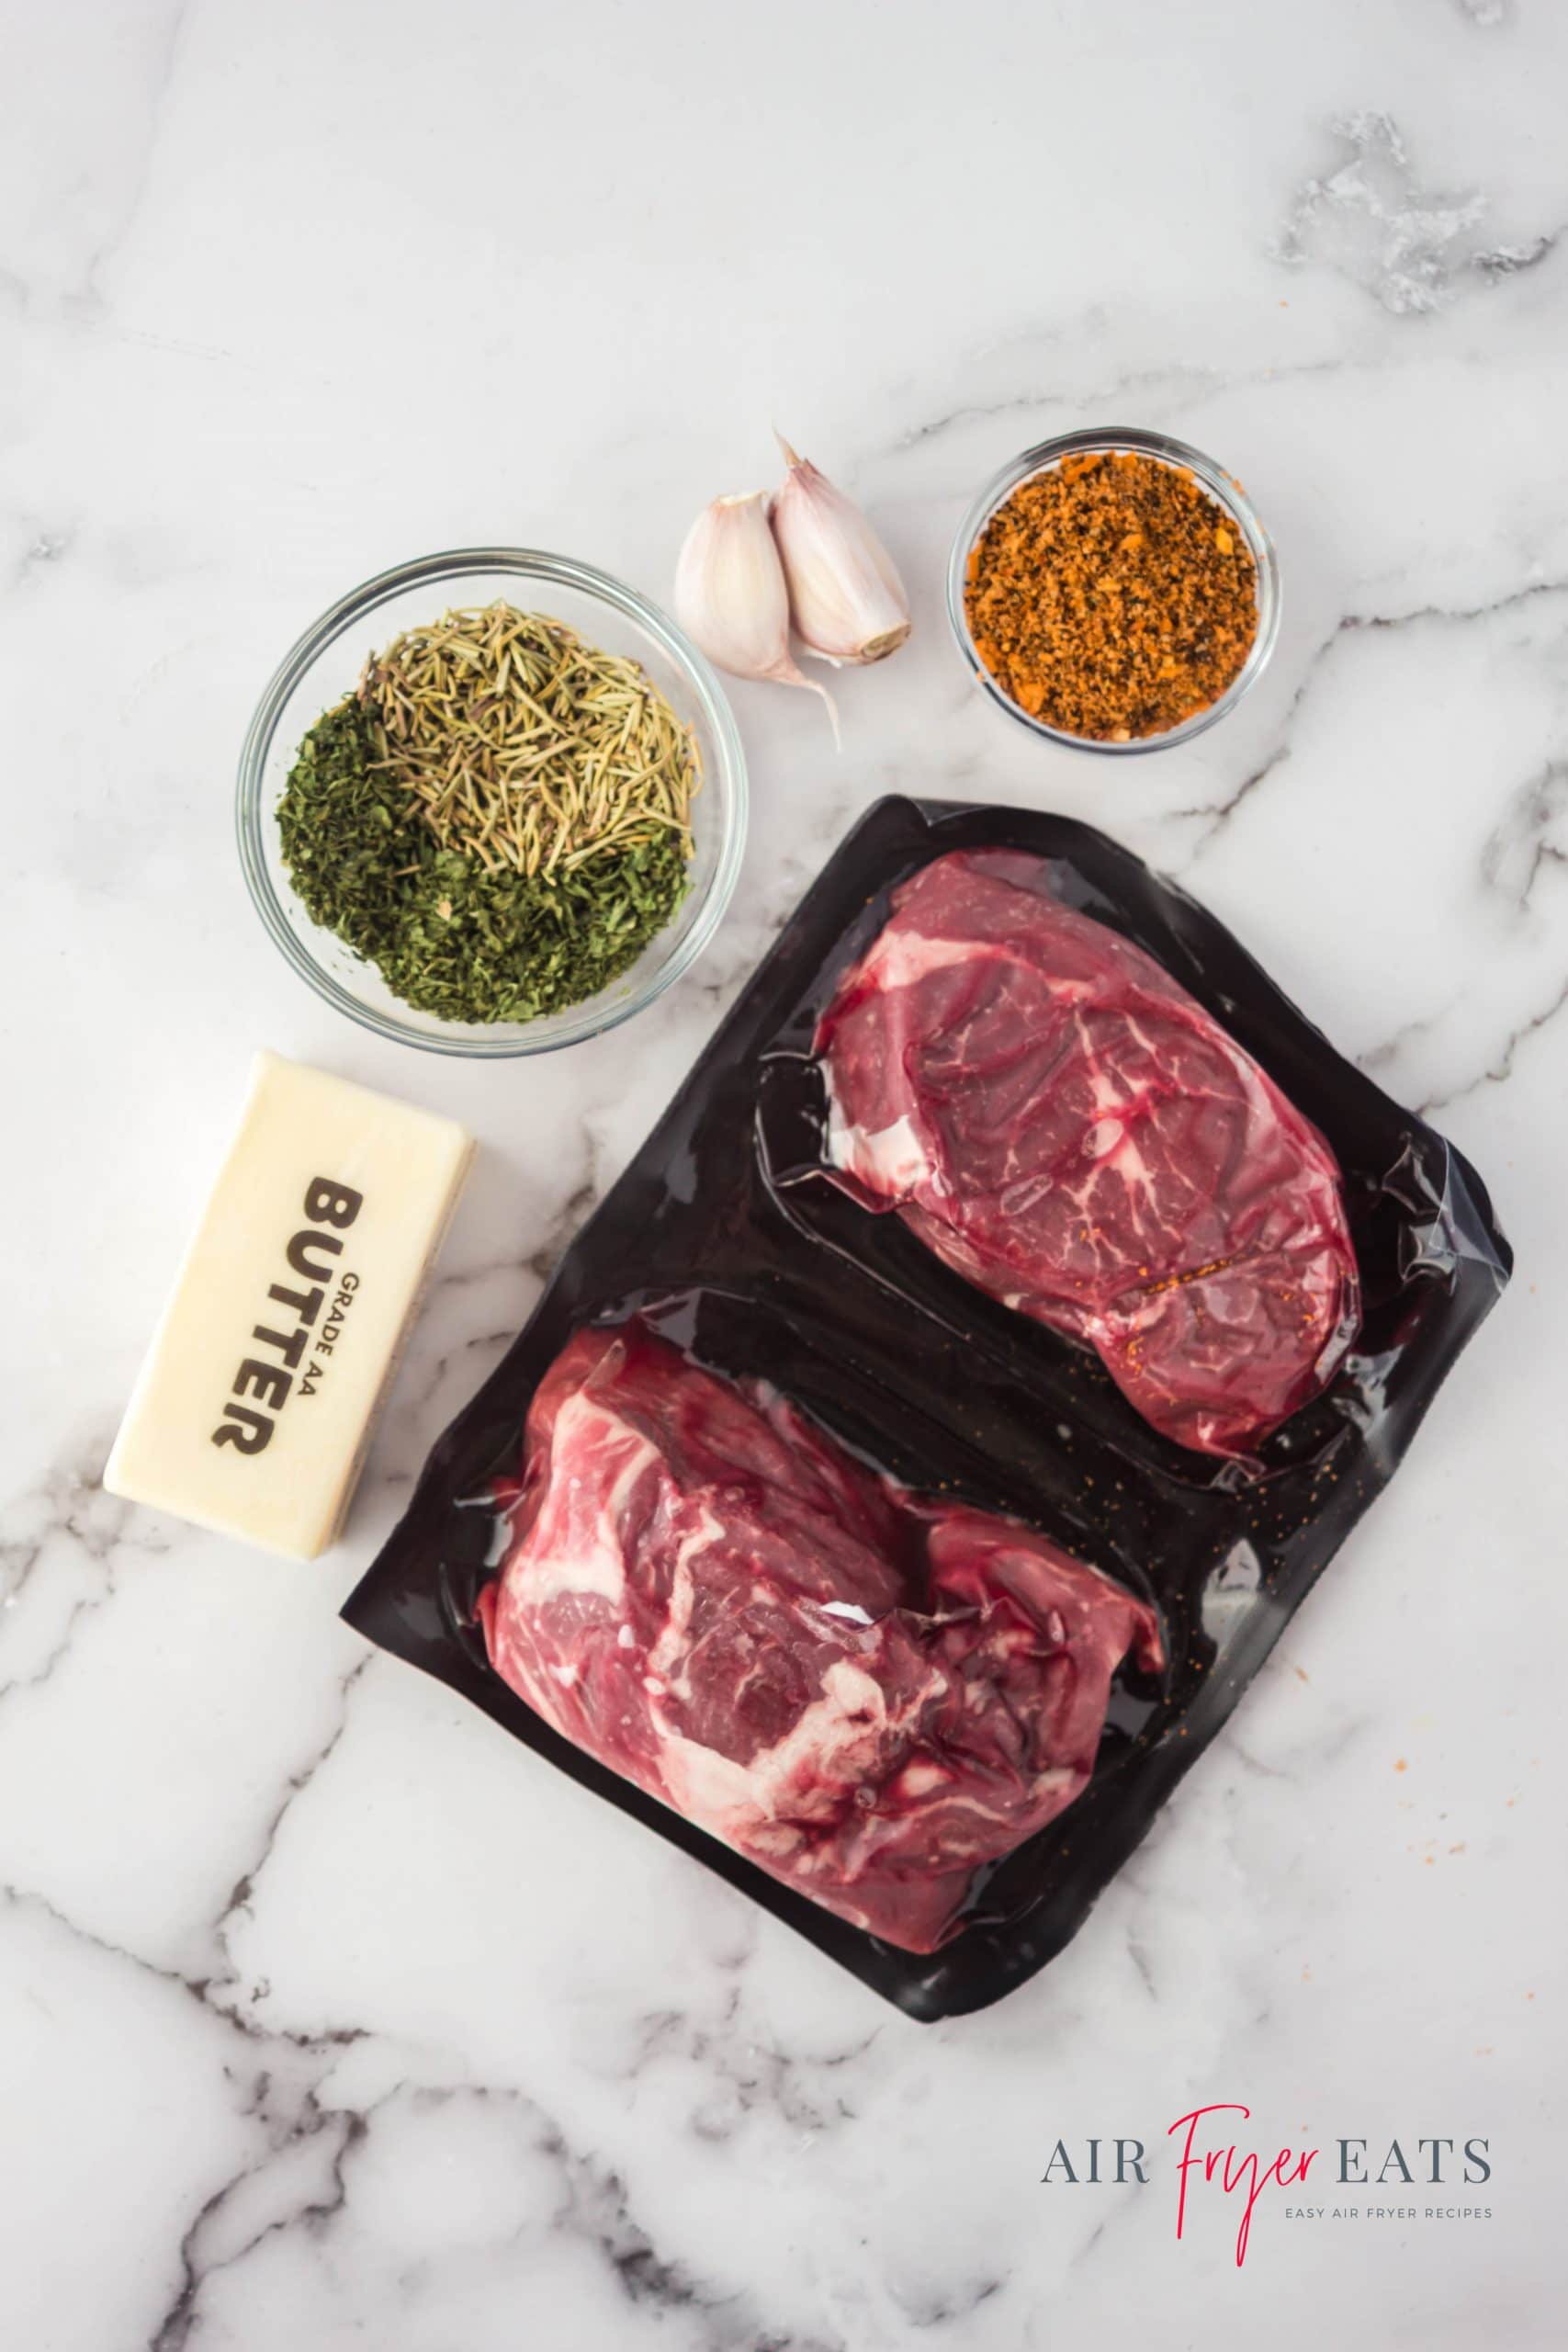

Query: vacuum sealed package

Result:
[344,798,1512,2019]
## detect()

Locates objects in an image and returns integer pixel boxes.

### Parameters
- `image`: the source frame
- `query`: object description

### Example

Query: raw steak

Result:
[815,849,1359,1456]
[478,1321,1162,1952]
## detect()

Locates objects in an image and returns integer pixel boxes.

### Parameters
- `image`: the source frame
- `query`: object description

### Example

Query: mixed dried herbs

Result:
[277,605,699,1025]
[964,451,1258,741]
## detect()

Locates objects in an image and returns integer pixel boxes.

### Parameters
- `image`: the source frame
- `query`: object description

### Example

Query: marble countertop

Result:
[4,0,1564,2344]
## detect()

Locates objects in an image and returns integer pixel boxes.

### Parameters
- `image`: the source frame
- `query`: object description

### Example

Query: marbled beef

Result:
[816,849,1359,1456]
[479,1322,1161,1952]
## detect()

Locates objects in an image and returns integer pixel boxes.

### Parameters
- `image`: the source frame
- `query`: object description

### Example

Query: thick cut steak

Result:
[816,849,1359,1455]
[479,1322,1161,1952]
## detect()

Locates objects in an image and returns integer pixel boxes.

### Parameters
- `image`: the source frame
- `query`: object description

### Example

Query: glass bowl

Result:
[237,548,747,1056]
[946,425,1281,755]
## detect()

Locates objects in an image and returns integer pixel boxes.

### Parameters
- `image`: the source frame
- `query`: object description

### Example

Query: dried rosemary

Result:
[358,603,700,877]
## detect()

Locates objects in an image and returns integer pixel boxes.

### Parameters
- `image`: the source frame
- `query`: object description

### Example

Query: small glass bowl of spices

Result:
[238,548,747,1057]
[947,426,1280,752]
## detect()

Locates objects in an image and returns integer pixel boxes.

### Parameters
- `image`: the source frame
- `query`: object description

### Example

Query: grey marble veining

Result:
[2,0,1565,2345]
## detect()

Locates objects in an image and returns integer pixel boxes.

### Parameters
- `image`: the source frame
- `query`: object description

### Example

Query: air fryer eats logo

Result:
[1042,2107,1493,2267]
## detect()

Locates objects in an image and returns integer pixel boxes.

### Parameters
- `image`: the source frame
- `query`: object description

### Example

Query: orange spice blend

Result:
[963,450,1259,741]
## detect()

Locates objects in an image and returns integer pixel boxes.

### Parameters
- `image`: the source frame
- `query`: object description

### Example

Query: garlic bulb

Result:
[770,436,911,666]
[675,492,838,738]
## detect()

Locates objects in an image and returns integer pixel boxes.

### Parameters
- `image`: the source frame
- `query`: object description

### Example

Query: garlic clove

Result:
[770,435,912,667]
[675,492,839,740]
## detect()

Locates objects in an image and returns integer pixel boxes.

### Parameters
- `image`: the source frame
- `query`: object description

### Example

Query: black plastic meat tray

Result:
[343,797,1512,2019]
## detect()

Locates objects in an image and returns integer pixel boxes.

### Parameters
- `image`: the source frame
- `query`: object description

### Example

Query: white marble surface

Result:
[4,0,1565,2343]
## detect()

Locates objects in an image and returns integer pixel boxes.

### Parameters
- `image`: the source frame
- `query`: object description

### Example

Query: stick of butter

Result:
[106,1051,474,1560]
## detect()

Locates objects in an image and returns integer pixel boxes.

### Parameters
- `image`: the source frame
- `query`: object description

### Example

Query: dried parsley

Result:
[964,451,1259,741]
[277,700,690,1024]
